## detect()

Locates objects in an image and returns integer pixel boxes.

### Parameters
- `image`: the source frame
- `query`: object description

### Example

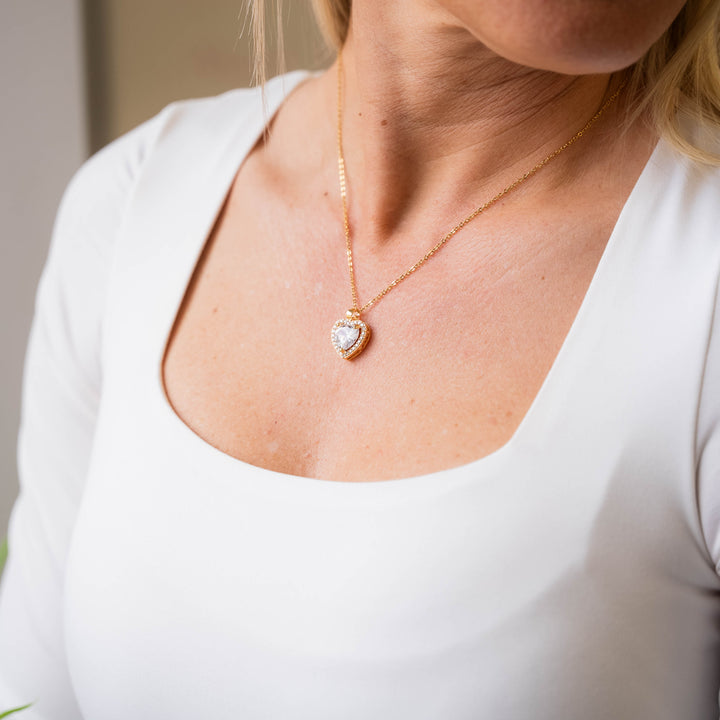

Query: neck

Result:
[324,0,627,246]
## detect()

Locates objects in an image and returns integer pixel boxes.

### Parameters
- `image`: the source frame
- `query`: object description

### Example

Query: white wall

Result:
[90,0,326,146]
[0,1,89,538]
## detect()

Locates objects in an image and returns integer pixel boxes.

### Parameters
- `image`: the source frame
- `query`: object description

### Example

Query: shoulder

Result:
[52,108,166,265]
[657,116,720,221]
[56,68,317,253]
[40,68,320,339]
[634,120,720,290]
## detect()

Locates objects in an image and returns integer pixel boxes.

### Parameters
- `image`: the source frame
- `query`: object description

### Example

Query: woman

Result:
[1,0,719,716]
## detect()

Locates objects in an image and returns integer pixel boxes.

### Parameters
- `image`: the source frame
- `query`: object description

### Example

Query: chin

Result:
[443,0,688,75]
[479,36,658,76]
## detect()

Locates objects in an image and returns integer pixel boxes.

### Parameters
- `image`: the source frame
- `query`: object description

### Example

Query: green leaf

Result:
[0,545,33,720]
[0,704,33,718]
[0,537,6,578]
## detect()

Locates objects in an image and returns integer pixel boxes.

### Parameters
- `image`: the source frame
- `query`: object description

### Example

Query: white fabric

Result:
[2,69,720,719]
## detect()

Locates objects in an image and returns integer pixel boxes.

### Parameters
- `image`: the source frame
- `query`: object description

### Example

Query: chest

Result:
[160,174,620,482]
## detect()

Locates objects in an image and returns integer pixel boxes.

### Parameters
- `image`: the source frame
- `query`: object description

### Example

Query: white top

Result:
[2,69,720,719]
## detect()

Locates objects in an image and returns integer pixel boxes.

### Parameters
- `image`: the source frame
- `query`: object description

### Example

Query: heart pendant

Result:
[331,313,371,360]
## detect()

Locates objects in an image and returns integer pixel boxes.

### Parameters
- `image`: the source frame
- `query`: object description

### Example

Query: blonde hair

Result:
[248,0,720,164]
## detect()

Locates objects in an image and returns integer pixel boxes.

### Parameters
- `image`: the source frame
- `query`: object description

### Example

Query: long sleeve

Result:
[0,111,166,717]
[699,270,720,573]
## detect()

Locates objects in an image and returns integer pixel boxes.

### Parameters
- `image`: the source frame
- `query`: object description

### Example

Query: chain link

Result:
[336,48,626,316]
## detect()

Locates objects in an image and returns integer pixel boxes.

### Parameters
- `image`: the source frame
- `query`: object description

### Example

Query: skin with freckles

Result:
[161,1,687,482]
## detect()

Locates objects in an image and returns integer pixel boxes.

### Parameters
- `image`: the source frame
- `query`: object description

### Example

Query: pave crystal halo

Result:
[331,310,371,360]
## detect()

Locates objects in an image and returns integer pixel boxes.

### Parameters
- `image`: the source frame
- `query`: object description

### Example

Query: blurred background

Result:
[1,0,329,539]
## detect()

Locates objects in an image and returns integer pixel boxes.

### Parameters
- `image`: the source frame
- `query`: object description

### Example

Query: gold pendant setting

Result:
[331,310,371,360]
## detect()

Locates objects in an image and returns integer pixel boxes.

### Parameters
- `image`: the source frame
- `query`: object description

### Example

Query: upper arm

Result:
[698,268,720,573]
[0,111,166,716]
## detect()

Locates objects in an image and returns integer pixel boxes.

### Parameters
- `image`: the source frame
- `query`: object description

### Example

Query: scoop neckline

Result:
[151,69,665,493]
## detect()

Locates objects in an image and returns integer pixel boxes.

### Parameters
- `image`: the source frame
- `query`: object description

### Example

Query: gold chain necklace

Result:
[330,49,626,360]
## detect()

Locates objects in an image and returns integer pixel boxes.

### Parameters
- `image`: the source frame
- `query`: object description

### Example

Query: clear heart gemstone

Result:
[334,324,360,350]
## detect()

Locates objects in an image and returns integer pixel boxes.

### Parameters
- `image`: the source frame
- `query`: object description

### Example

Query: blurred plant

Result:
[0,705,33,718]
[0,540,33,717]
